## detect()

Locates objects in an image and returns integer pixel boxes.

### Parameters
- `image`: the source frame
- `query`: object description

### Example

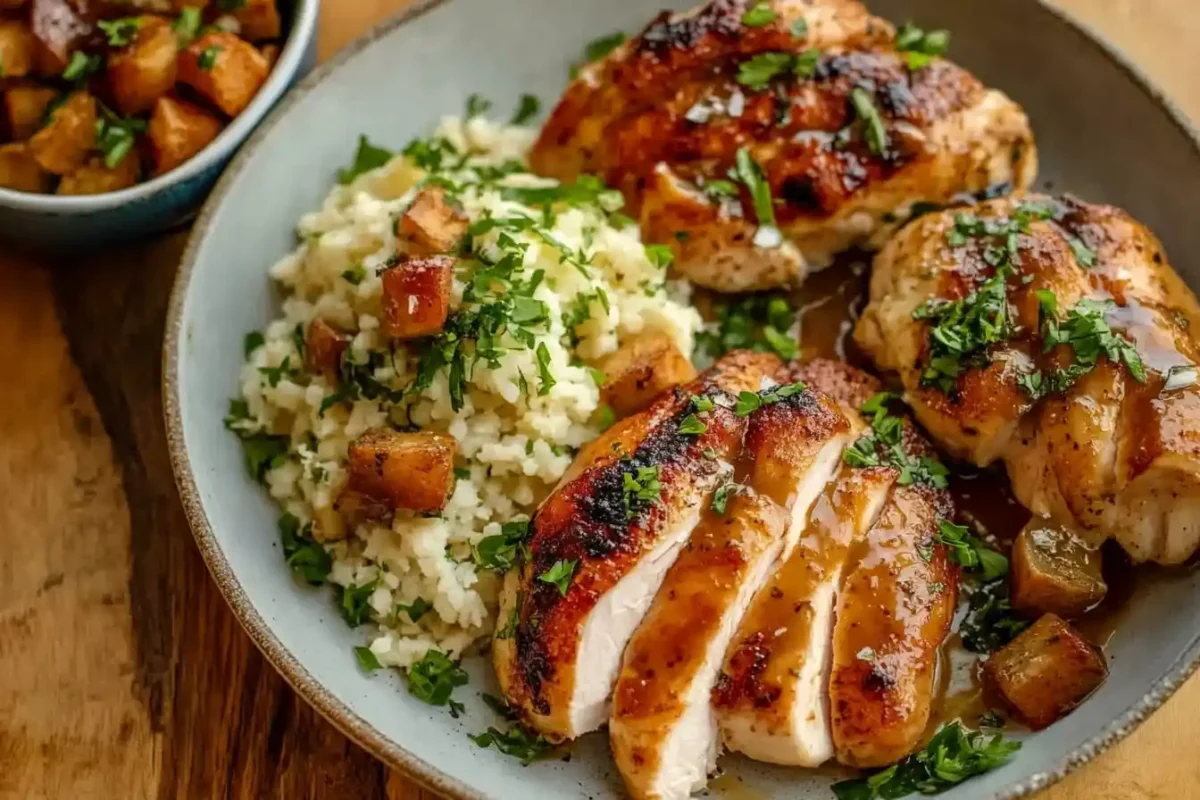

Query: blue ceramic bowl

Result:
[0,0,320,253]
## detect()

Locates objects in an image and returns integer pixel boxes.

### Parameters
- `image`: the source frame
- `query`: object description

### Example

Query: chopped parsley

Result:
[465,93,492,118]
[935,520,1008,580]
[831,721,1020,799]
[406,650,469,717]
[1021,294,1147,399]
[571,31,626,77]
[696,292,797,361]
[471,723,555,765]
[849,87,888,156]
[537,559,578,596]
[711,480,746,514]
[238,433,290,483]
[535,341,556,395]
[894,21,951,70]
[913,271,1013,394]
[691,395,716,412]
[1067,234,1097,268]
[62,51,102,82]
[793,47,820,78]
[731,147,780,245]
[93,105,146,169]
[338,135,394,184]
[278,513,331,585]
[258,356,296,387]
[737,52,793,90]
[197,45,223,71]
[679,414,708,435]
[339,580,377,627]
[510,93,541,125]
[842,392,949,488]
[644,243,675,269]
[98,17,141,47]
[341,263,367,285]
[622,464,662,519]
[354,646,383,673]
[395,597,432,623]
[734,380,807,416]
[475,519,532,572]
[790,18,809,37]
[173,7,202,45]
[960,579,1030,654]
[741,2,777,26]
[243,330,266,356]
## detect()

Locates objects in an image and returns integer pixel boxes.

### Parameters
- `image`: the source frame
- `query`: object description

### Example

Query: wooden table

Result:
[2,1,1198,798]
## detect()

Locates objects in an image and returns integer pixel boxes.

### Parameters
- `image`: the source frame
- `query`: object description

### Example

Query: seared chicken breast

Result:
[856,193,1200,563]
[610,373,851,799]
[492,351,780,739]
[531,0,1036,293]
[714,360,958,767]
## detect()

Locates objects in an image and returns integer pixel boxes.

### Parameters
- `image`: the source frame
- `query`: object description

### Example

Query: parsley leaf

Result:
[510,93,541,125]
[278,513,331,585]
[679,414,707,435]
[98,17,141,47]
[960,579,1030,654]
[197,45,223,71]
[737,51,794,90]
[935,520,1008,580]
[644,243,675,269]
[843,393,949,489]
[790,18,808,37]
[850,87,888,155]
[396,597,432,623]
[741,2,777,27]
[243,330,265,357]
[733,380,807,417]
[62,51,103,82]
[471,724,555,765]
[465,93,492,119]
[571,31,626,76]
[711,480,745,514]
[338,135,394,184]
[339,580,377,627]
[173,7,202,45]
[537,559,578,596]
[93,104,146,169]
[732,147,778,236]
[406,650,469,715]
[354,646,383,672]
[1030,295,1147,396]
[696,293,797,361]
[622,465,662,519]
[240,433,290,483]
[474,519,532,572]
[894,21,951,71]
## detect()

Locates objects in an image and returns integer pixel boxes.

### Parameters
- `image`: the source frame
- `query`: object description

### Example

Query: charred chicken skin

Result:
[856,193,1200,564]
[531,0,1036,293]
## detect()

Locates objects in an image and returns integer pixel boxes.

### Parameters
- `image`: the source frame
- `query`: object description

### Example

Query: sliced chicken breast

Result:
[610,373,851,799]
[492,351,780,739]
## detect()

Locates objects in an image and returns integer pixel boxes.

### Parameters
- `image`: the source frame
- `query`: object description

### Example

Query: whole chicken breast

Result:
[531,0,1036,293]
[610,371,851,799]
[492,351,780,739]
[856,193,1200,563]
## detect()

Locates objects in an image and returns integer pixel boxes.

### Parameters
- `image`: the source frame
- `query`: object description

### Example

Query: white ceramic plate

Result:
[165,1,1200,797]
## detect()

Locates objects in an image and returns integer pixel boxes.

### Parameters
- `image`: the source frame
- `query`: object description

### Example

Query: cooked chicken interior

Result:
[531,0,1036,293]
[856,193,1200,564]
[610,373,851,800]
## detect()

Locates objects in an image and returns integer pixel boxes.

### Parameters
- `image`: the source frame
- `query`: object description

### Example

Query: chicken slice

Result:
[610,373,851,799]
[856,193,1200,563]
[531,0,1036,293]
[492,351,781,739]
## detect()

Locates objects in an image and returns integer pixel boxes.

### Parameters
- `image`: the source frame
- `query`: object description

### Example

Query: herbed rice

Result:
[227,116,702,673]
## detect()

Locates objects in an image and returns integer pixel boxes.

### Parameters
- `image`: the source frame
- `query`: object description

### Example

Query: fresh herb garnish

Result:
[571,31,626,76]
[1067,235,1097,268]
[239,433,290,483]
[842,392,949,488]
[338,135,394,184]
[465,93,492,119]
[278,513,332,585]
[734,380,807,416]
[98,17,141,47]
[849,87,888,155]
[644,243,675,270]
[510,93,541,125]
[741,2,777,26]
[960,579,1030,654]
[471,724,555,765]
[537,559,578,596]
[696,292,797,361]
[354,646,383,672]
[339,579,377,627]
[243,330,266,356]
[736,51,794,90]
[62,51,103,82]
[711,480,745,514]
[173,7,202,45]
[396,597,432,623]
[341,263,367,285]
[894,21,951,70]
[1022,294,1147,398]
[790,18,808,37]
[679,414,707,435]
[935,520,1008,580]
[913,272,1013,393]
[93,104,146,169]
[622,465,662,519]
[793,47,820,78]
[475,519,532,572]
[731,147,779,245]
[406,650,469,716]
[197,45,223,71]
[831,721,1020,799]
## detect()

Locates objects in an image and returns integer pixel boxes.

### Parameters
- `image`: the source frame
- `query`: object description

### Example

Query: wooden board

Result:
[1,2,1197,798]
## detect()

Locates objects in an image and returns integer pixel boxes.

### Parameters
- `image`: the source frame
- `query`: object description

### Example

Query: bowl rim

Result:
[163,2,1200,799]
[0,0,321,214]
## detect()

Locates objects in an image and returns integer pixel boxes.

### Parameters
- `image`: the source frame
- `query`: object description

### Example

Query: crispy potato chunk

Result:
[1011,524,1107,618]
[5,85,58,140]
[28,91,95,175]
[147,94,223,175]
[0,20,36,78]
[380,255,455,339]
[178,31,268,117]
[598,331,697,418]
[57,153,140,195]
[395,187,468,256]
[305,317,348,380]
[232,0,281,41]
[0,142,51,192]
[984,614,1108,730]
[108,16,179,116]
[347,430,458,514]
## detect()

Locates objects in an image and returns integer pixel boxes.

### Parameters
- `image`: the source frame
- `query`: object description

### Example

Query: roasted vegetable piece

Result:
[984,613,1108,730]
[313,487,392,543]
[231,0,281,41]
[0,142,50,192]
[29,0,92,72]
[57,154,140,194]
[305,317,349,380]
[178,31,269,116]
[347,429,458,514]
[146,93,223,175]
[108,16,179,116]
[28,90,95,174]
[598,331,697,419]
[395,186,467,256]
[4,85,58,140]
[380,255,455,339]
[0,20,36,78]
[1011,523,1107,617]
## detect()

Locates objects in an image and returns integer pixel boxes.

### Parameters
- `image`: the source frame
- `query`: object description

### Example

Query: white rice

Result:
[231,116,702,669]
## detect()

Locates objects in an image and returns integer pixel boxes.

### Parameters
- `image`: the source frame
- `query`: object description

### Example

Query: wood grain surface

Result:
[1,2,1197,799]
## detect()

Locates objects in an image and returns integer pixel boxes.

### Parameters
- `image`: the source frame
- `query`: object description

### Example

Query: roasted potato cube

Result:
[147,94,223,175]
[0,142,51,192]
[984,614,1108,730]
[380,255,455,339]
[0,20,36,79]
[28,91,95,175]
[178,31,268,117]
[4,85,58,140]
[231,0,281,41]
[598,331,697,418]
[108,16,179,116]
[305,317,348,380]
[1011,524,1107,618]
[29,0,92,73]
[395,187,468,256]
[57,153,140,195]
[347,430,458,514]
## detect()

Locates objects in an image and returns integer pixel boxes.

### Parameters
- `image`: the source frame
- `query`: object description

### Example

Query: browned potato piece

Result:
[0,20,36,78]
[0,142,51,192]
[598,331,697,418]
[1011,524,1107,618]
[396,186,468,256]
[147,94,223,175]
[313,487,392,543]
[29,0,93,74]
[178,31,268,117]
[28,91,95,175]
[232,0,281,41]
[984,614,1108,730]
[57,154,140,195]
[306,317,348,380]
[108,16,179,116]
[4,85,58,140]
[347,430,458,514]
[380,255,455,339]
[259,43,279,68]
